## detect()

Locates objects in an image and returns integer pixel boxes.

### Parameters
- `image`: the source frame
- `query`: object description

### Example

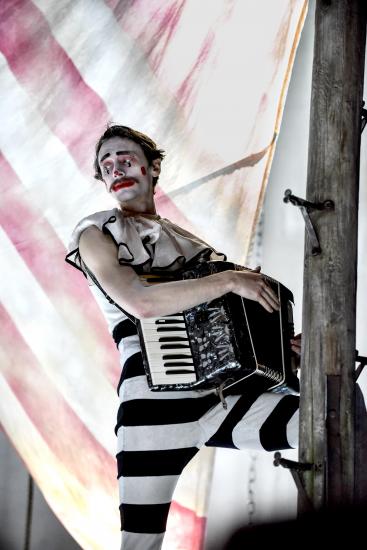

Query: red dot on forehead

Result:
[141,166,147,175]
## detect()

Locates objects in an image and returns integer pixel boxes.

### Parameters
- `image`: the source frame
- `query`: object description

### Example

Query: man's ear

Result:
[150,158,161,178]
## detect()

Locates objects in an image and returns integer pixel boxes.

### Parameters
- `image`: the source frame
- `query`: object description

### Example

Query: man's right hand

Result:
[230,270,280,313]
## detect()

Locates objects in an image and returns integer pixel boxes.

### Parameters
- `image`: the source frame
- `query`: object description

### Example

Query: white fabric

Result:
[231,393,299,449]
[117,421,206,452]
[119,475,180,505]
[120,531,165,550]
[89,283,126,334]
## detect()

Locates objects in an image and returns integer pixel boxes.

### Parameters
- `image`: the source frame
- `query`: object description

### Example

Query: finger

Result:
[291,343,302,355]
[261,293,280,312]
[262,285,280,309]
[291,342,302,350]
[258,295,273,313]
[266,296,281,311]
[291,337,302,347]
[259,289,280,313]
[260,280,278,300]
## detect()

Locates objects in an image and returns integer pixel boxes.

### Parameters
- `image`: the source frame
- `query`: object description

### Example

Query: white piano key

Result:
[141,323,187,330]
[142,342,191,353]
[147,356,193,364]
[141,314,185,325]
[151,372,197,385]
[140,330,189,340]
[149,366,196,374]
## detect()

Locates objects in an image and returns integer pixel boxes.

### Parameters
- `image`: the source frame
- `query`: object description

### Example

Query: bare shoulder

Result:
[79,225,119,270]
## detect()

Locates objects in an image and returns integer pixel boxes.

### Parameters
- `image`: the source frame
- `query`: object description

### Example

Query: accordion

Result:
[137,261,299,396]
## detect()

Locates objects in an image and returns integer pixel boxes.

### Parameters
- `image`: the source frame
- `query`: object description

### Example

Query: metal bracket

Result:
[283,189,334,255]
[355,350,367,381]
[273,452,315,512]
[273,452,313,472]
[362,100,367,134]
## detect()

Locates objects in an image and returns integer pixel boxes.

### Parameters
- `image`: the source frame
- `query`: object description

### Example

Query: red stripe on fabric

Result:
[0,0,109,172]
[0,154,120,385]
[176,31,215,111]
[105,0,185,72]
[0,303,116,491]
[105,0,212,112]
[167,500,206,550]
[148,1,186,72]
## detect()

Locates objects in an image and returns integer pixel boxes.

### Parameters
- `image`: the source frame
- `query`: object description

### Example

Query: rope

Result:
[24,474,34,550]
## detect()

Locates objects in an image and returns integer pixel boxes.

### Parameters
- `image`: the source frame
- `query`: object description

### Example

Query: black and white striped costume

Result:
[66,208,299,550]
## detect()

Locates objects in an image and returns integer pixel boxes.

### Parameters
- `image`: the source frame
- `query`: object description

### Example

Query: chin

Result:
[114,189,138,199]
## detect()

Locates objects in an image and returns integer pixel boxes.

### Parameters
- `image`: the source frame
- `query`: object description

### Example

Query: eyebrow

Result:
[99,150,137,163]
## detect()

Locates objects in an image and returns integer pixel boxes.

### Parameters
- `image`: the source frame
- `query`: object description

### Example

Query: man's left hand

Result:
[291,333,302,356]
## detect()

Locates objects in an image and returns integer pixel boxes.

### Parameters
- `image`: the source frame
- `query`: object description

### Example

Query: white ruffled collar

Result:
[66,207,225,276]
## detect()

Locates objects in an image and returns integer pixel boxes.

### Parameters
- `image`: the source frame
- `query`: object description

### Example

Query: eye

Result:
[122,159,132,167]
[103,166,110,175]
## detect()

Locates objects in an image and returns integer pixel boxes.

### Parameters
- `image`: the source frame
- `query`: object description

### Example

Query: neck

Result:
[117,195,157,216]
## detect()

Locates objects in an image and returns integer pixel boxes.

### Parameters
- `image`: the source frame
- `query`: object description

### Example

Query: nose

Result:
[114,167,124,177]
[113,158,126,177]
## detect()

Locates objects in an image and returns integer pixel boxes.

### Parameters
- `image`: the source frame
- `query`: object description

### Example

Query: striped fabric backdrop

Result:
[0,1,307,548]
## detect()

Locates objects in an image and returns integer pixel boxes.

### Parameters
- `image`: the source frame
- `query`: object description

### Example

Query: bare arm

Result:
[79,226,279,319]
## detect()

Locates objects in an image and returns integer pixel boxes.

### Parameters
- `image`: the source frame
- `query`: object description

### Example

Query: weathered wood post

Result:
[299,0,366,510]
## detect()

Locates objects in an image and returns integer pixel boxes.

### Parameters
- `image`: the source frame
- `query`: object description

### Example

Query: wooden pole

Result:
[299,0,366,511]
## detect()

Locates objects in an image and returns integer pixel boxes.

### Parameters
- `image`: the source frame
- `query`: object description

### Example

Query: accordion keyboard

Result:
[139,314,197,385]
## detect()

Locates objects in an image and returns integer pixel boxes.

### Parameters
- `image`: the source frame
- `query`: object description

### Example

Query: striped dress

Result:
[66,208,299,550]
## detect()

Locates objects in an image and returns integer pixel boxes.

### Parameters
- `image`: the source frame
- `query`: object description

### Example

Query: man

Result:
[66,125,301,550]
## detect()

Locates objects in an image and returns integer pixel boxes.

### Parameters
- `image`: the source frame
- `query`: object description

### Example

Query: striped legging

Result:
[115,330,299,550]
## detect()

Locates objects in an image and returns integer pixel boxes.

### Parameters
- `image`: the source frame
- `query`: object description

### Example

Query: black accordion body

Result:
[137,261,299,396]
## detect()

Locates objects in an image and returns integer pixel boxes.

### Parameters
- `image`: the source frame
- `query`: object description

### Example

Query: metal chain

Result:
[247,452,257,526]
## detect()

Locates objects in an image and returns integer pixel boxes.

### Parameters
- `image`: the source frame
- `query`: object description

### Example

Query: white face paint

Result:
[98,137,162,217]
[98,137,155,206]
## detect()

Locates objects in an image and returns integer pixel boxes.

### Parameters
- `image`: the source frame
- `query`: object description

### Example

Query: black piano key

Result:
[160,344,191,349]
[158,336,189,342]
[164,369,195,375]
[162,354,192,360]
[157,326,187,332]
[155,318,185,324]
[163,362,194,367]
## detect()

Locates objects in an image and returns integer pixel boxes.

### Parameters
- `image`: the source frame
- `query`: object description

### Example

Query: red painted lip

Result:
[112,180,136,191]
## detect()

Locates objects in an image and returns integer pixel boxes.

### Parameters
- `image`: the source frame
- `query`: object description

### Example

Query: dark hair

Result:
[94,124,165,187]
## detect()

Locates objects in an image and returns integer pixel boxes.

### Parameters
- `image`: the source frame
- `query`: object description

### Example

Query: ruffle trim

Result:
[65,208,226,278]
